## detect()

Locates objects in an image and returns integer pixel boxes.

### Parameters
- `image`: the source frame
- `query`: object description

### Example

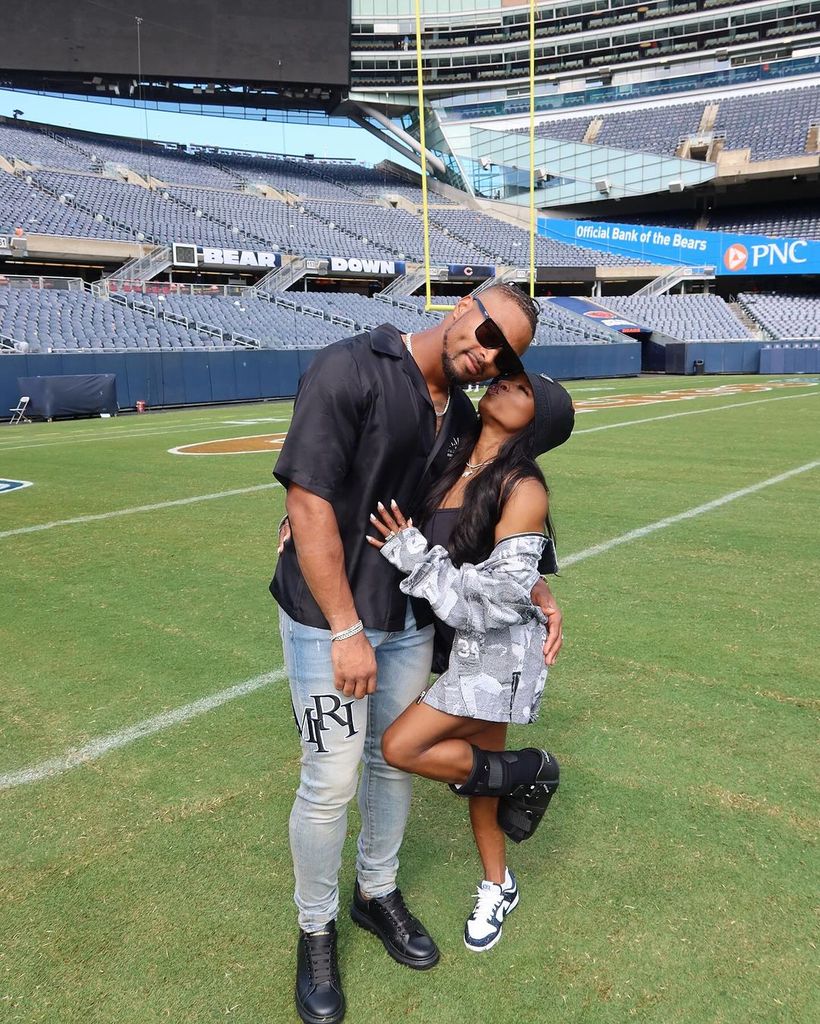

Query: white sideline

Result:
[0,482,281,540]
[0,671,288,790]
[1,458,817,791]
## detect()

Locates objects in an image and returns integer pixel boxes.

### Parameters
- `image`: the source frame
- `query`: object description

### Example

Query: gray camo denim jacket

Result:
[380,527,551,723]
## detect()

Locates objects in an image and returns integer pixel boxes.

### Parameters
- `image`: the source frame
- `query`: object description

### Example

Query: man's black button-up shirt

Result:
[270,324,478,632]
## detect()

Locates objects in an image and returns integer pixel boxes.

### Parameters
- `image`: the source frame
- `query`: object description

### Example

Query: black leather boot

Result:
[295,921,345,1024]
[350,884,440,969]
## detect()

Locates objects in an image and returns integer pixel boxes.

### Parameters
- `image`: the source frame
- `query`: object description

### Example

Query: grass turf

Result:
[1,375,818,1023]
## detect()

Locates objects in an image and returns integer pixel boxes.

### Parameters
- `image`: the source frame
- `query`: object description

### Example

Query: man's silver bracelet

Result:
[330,620,364,643]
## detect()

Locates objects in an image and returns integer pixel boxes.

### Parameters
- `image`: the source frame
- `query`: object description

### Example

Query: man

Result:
[270,286,564,1024]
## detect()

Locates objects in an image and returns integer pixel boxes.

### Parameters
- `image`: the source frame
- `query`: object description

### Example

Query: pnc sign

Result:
[723,239,810,272]
[540,218,820,276]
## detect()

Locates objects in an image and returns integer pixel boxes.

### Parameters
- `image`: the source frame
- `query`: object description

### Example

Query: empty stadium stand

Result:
[430,209,642,266]
[0,170,132,240]
[603,294,754,340]
[402,294,626,345]
[0,283,641,354]
[707,204,820,239]
[529,84,820,160]
[0,287,234,353]
[712,86,820,161]
[738,293,820,339]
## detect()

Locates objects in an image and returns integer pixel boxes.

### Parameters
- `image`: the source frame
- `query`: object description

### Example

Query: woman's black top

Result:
[424,507,461,674]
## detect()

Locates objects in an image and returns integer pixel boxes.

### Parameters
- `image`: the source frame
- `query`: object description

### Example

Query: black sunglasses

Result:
[473,295,525,376]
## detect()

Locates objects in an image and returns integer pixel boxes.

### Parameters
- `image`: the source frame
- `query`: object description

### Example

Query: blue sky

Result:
[0,90,408,166]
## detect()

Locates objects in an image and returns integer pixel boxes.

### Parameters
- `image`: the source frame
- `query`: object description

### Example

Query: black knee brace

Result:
[497,752,559,843]
[450,746,547,798]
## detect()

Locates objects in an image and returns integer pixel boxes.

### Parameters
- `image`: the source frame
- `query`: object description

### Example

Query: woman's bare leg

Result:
[382,704,493,782]
[382,703,511,883]
[467,722,508,885]
[381,701,493,784]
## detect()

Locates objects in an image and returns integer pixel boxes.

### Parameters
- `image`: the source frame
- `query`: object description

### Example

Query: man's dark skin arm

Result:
[285,483,377,700]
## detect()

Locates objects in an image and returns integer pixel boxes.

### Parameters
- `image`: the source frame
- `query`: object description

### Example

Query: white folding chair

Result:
[9,396,30,425]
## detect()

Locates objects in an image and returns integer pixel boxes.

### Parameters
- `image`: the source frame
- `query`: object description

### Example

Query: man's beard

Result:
[442,325,469,385]
[442,349,462,386]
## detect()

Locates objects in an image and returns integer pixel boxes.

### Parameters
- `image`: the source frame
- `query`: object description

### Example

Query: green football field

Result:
[1,374,818,1024]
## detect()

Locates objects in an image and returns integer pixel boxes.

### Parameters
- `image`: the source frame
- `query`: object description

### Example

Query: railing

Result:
[253,257,327,295]
[376,265,445,297]
[0,274,86,291]
[230,333,261,350]
[107,281,250,298]
[635,265,716,296]
[92,245,173,298]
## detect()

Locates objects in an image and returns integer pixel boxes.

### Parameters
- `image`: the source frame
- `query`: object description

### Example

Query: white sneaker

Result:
[501,866,519,915]
[464,869,519,952]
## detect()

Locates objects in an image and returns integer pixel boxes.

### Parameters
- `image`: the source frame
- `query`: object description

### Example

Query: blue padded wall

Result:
[1,343,641,418]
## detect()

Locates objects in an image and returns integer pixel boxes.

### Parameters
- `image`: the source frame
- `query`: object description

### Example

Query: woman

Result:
[366,370,574,953]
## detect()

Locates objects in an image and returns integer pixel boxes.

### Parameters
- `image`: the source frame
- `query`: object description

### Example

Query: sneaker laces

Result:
[469,883,504,922]
[305,930,335,986]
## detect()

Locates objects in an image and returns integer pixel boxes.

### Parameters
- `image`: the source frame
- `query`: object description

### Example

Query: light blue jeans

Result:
[279,604,435,933]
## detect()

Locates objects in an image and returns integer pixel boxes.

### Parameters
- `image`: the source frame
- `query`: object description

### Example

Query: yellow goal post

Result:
[413,0,538,311]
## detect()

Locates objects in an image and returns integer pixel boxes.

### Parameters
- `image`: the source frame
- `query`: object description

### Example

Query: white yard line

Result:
[573,390,817,435]
[2,459,817,791]
[0,414,294,450]
[0,671,288,790]
[0,420,290,453]
[561,460,819,567]
[0,482,281,540]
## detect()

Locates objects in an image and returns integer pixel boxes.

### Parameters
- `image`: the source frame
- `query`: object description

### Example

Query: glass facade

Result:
[424,117,718,204]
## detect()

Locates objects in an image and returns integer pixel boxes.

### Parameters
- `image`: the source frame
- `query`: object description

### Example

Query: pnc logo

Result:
[723,244,748,271]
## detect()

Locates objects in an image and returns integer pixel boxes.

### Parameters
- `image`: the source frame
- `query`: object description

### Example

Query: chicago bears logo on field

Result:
[723,243,748,271]
[0,479,33,494]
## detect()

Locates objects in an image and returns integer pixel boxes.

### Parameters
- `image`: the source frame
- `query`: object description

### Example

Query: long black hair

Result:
[419,418,555,568]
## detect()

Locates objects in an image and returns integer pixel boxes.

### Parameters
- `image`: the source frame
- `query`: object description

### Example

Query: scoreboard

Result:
[0,1,350,94]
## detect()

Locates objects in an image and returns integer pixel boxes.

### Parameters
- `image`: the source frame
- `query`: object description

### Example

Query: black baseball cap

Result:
[525,372,575,456]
